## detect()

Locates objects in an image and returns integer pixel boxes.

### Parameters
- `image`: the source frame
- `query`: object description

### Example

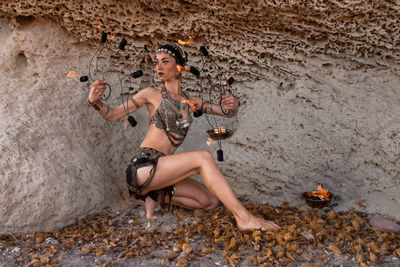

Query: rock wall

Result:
[0,0,399,232]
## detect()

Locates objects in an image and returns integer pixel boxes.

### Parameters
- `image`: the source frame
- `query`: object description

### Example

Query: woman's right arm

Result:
[88,80,149,122]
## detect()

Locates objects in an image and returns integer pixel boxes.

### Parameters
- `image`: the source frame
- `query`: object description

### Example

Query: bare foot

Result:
[144,196,161,220]
[236,214,280,232]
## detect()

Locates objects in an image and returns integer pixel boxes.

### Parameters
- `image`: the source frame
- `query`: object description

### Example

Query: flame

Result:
[96,16,102,32]
[66,70,75,77]
[176,65,189,73]
[206,138,215,147]
[312,184,331,200]
[317,184,330,199]
[218,126,224,133]
[66,70,78,82]
[178,36,194,46]
[181,98,196,111]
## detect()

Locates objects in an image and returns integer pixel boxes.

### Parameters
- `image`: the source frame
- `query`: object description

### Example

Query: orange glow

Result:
[96,16,102,32]
[306,184,331,200]
[218,126,225,133]
[317,184,330,200]
[178,36,194,46]
[66,70,78,81]
[176,65,189,73]
[181,98,196,111]
[206,138,215,147]
[66,70,75,77]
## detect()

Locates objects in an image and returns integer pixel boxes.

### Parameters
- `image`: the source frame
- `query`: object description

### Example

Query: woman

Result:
[88,43,280,231]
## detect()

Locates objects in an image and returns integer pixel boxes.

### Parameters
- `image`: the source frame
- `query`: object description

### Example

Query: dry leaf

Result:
[241,234,250,242]
[328,244,342,254]
[394,248,400,256]
[173,243,182,252]
[228,238,237,250]
[96,251,105,256]
[300,253,312,261]
[214,227,221,237]
[81,247,91,254]
[176,258,188,267]
[369,252,378,262]
[286,252,296,262]
[182,243,192,253]
[35,233,45,244]
[356,253,364,263]
[228,258,237,267]
[167,251,179,260]
[124,252,135,260]
[40,255,49,264]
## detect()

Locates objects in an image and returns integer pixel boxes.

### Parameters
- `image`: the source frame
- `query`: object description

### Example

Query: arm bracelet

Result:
[88,99,104,111]
[201,100,212,113]
[131,97,140,109]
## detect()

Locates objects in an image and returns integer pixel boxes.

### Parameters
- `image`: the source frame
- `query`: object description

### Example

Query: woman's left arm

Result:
[191,95,240,118]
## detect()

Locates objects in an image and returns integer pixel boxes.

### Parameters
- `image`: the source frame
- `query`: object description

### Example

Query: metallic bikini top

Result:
[149,86,193,147]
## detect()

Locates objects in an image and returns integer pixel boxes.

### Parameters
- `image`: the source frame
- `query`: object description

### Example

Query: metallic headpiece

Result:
[156,43,187,66]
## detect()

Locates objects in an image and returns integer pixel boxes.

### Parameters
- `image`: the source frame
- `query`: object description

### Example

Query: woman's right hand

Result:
[88,80,107,103]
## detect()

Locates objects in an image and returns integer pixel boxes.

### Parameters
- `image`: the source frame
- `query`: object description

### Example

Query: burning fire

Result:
[317,184,330,200]
[181,98,196,111]
[218,126,224,133]
[306,183,331,200]
[66,70,78,82]
[178,36,194,46]
[176,65,189,73]
[96,16,103,32]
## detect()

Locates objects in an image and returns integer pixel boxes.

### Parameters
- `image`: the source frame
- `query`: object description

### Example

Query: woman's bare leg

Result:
[171,178,219,210]
[143,177,218,219]
[144,196,162,220]
[136,150,280,231]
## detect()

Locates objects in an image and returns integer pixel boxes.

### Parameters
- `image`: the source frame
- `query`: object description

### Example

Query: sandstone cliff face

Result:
[0,0,399,232]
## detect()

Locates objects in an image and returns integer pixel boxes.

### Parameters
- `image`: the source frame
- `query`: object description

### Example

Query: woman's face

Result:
[155,52,179,81]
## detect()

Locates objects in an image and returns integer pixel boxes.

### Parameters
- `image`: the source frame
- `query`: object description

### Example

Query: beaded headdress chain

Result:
[156,43,187,66]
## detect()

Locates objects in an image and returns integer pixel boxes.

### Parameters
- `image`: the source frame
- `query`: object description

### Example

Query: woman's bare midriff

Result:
[140,123,178,155]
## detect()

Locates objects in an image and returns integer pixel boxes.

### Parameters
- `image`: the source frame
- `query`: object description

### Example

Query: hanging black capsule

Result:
[217,149,224,161]
[200,46,209,57]
[101,32,107,43]
[132,70,143,79]
[193,109,203,117]
[128,116,137,127]
[189,66,200,77]
[118,39,127,50]
[79,75,89,82]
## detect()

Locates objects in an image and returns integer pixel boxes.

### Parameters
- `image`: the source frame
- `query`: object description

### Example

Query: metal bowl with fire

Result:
[302,184,333,208]
[207,126,231,140]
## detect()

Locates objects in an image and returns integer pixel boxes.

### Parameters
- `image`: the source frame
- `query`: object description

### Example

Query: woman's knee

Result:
[196,150,214,164]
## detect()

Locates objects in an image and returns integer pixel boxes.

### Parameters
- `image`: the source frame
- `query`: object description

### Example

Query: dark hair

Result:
[157,43,188,66]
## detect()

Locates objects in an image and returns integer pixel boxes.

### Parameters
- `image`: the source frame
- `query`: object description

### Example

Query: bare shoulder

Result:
[135,86,161,99]
[140,85,160,94]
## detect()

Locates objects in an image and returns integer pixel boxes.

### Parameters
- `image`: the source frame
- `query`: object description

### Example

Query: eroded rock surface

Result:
[0,0,399,232]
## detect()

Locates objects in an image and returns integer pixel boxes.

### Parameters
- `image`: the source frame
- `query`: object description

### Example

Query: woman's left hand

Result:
[221,94,239,111]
